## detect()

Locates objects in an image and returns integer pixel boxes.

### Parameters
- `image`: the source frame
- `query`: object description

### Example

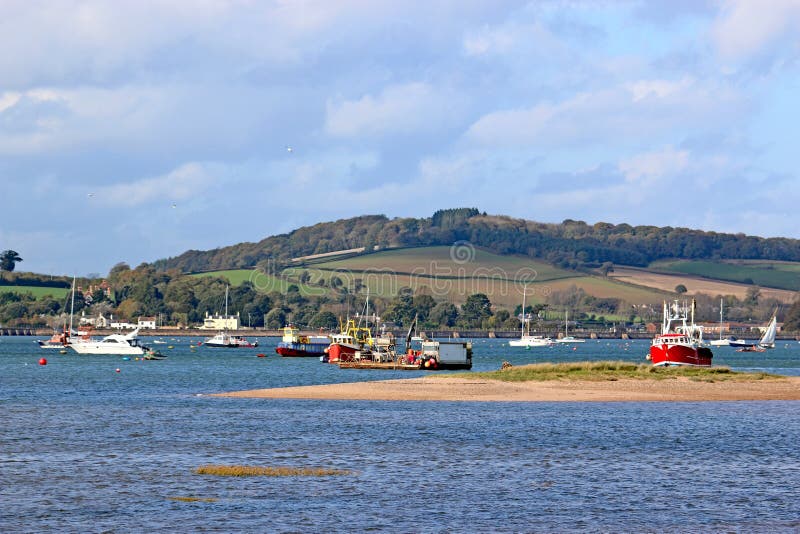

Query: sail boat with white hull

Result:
[710,298,737,347]
[204,286,258,348]
[556,310,585,343]
[509,287,553,347]
[736,313,777,353]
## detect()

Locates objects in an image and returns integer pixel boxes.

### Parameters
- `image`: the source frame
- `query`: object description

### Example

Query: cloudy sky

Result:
[2,0,799,275]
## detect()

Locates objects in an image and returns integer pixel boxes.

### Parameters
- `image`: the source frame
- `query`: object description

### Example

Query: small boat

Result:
[326,295,376,363]
[204,332,259,348]
[275,325,329,357]
[203,286,258,348]
[39,277,80,349]
[709,299,733,346]
[757,314,778,349]
[556,311,585,344]
[730,313,778,351]
[38,330,70,349]
[649,300,713,367]
[509,288,553,347]
[143,349,167,360]
[69,328,147,356]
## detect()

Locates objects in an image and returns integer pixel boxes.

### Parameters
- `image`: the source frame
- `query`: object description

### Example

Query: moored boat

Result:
[69,328,147,356]
[649,300,713,367]
[276,325,329,357]
[203,286,258,348]
[38,329,70,349]
[204,332,258,348]
[509,288,553,347]
[327,319,374,362]
[556,311,585,344]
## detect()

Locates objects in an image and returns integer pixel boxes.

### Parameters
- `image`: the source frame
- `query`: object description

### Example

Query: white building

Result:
[200,312,240,330]
[110,321,137,330]
[138,316,157,329]
[79,312,110,328]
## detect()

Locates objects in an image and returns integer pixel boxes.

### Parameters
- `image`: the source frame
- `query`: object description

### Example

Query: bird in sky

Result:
[87,192,94,198]
[286,145,293,153]
[171,203,177,209]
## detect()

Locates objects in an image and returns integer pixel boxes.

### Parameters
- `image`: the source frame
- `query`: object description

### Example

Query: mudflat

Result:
[213,375,800,402]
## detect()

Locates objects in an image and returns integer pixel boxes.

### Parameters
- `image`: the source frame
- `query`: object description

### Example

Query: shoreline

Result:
[213,375,800,402]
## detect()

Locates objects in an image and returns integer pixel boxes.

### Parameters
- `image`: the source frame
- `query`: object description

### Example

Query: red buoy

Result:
[115,368,121,373]
[39,357,47,366]
[256,353,266,358]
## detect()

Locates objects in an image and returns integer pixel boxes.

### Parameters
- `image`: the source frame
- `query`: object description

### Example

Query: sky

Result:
[2,0,800,276]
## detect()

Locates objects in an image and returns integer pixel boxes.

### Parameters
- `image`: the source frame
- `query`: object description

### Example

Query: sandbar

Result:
[213,376,800,402]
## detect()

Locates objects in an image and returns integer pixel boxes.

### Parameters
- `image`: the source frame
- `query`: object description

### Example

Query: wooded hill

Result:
[153,208,800,273]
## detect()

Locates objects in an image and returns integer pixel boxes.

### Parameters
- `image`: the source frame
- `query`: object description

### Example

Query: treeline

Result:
[0,272,72,288]
[3,261,796,331]
[152,209,800,273]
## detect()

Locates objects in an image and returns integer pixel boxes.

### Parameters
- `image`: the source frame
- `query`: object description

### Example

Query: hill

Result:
[152,208,800,274]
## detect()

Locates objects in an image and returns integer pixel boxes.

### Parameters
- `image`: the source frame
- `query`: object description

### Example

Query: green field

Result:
[654,260,800,291]
[308,246,576,282]
[191,270,322,295]
[0,285,70,299]
[195,247,671,309]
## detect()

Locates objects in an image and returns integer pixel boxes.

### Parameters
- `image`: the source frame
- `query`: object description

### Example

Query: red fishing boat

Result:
[649,300,713,367]
[326,319,374,363]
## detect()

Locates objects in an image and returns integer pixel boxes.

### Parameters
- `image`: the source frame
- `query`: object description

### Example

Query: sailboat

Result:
[508,287,553,347]
[38,277,90,349]
[737,313,777,352]
[710,298,736,347]
[204,286,258,348]
[556,310,585,343]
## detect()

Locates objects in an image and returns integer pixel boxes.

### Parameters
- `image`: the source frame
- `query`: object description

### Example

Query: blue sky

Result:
[2,0,800,275]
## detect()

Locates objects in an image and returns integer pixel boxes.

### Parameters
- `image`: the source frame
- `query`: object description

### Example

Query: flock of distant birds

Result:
[84,145,295,209]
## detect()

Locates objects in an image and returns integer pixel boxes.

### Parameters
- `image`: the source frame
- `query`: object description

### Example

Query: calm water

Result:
[2,336,800,532]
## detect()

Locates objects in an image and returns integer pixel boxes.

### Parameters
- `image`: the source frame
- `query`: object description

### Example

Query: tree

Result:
[675,284,688,294]
[460,293,493,328]
[265,308,286,329]
[782,296,800,331]
[745,286,761,307]
[0,250,22,272]
[429,302,459,327]
[309,311,338,330]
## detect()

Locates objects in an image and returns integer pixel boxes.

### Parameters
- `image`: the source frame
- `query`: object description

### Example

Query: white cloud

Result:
[626,77,694,102]
[96,162,218,206]
[464,77,746,148]
[712,0,800,62]
[618,146,689,184]
[325,82,457,138]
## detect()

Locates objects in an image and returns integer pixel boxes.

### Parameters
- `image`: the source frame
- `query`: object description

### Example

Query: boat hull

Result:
[508,336,553,347]
[276,342,329,357]
[70,344,145,355]
[327,343,359,363]
[650,344,713,367]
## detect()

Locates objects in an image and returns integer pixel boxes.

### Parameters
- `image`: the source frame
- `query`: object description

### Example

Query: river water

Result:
[2,336,799,532]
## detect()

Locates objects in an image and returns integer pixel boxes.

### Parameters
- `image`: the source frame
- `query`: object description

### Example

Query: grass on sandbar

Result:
[194,465,353,477]
[168,496,218,502]
[444,361,780,382]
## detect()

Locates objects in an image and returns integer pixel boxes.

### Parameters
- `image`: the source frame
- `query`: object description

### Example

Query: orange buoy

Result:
[38,357,47,366]
[257,353,266,358]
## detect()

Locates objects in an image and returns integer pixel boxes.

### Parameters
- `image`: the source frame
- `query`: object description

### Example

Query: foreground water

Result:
[2,336,800,532]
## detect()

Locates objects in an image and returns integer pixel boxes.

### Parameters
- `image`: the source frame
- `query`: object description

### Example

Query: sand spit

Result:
[213,376,800,402]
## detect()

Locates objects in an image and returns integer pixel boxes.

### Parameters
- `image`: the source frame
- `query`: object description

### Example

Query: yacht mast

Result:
[69,276,76,334]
